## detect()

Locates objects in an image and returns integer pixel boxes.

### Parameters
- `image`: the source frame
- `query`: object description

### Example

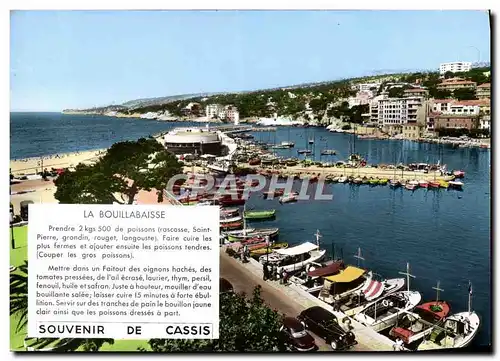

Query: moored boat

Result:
[448,180,464,190]
[220,207,240,218]
[419,180,429,188]
[353,291,422,332]
[369,178,379,186]
[389,179,401,188]
[453,170,465,178]
[249,158,261,166]
[279,194,298,204]
[220,220,243,231]
[226,227,279,242]
[428,180,440,189]
[244,209,276,220]
[390,300,451,345]
[260,241,326,273]
[297,149,312,155]
[353,177,363,184]
[338,176,348,183]
[250,242,288,256]
[405,183,417,191]
[318,266,373,304]
[439,180,449,189]
[379,178,389,186]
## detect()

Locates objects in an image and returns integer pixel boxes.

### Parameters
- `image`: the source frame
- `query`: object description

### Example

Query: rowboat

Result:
[248,158,261,165]
[244,209,276,220]
[226,228,279,242]
[338,176,348,183]
[353,177,363,184]
[250,242,288,256]
[453,170,465,178]
[405,183,417,191]
[369,178,379,186]
[220,208,240,218]
[448,180,464,190]
[419,180,429,188]
[279,194,298,204]
[379,178,388,186]
[220,216,242,223]
[428,181,440,189]
[389,179,401,188]
[220,220,243,231]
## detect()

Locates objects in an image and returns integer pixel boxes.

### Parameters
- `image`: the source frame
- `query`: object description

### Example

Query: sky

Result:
[10,10,491,112]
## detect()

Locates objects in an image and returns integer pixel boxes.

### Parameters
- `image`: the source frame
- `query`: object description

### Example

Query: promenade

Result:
[220,248,398,352]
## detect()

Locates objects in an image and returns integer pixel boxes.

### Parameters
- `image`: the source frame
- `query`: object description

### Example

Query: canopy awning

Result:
[362,280,384,301]
[275,242,317,256]
[324,266,365,283]
[308,260,344,278]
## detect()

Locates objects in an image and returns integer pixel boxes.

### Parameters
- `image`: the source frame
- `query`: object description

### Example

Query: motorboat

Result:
[453,170,465,178]
[290,260,345,294]
[389,180,401,188]
[417,311,480,350]
[439,180,449,189]
[428,181,440,189]
[260,241,326,274]
[353,291,422,333]
[244,209,276,220]
[448,180,464,190]
[353,177,363,184]
[220,208,240,218]
[389,300,451,345]
[317,266,373,304]
[338,278,406,317]
[281,141,295,148]
[338,176,348,183]
[279,194,298,204]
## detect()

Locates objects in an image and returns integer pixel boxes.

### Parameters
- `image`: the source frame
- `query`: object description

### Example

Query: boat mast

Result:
[468,281,473,313]
[432,280,444,302]
[314,229,322,248]
[398,262,416,293]
[353,247,365,268]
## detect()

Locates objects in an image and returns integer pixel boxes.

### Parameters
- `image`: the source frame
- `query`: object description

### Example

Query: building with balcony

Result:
[476,83,491,99]
[225,105,240,124]
[433,115,479,130]
[437,78,477,92]
[357,82,381,92]
[439,61,472,75]
[375,96,427,127]
[403,88,428,98]
[205,104,225,119]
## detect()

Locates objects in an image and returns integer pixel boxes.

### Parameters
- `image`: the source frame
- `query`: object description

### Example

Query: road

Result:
[220,253,331,351]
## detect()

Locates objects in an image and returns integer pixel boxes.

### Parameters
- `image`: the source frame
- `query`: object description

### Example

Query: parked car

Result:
[219,278,234,293]
[280,317,316,351]
[297,306,357,350]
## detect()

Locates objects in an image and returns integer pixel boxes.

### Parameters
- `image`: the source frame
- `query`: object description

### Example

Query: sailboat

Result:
[320,140,336,156]
[418,282,480,350]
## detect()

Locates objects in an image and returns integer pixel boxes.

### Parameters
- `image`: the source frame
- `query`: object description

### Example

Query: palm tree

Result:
[10,261,114,352]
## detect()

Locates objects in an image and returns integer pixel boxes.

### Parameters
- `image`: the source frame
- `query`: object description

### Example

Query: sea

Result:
[10,112,491,348]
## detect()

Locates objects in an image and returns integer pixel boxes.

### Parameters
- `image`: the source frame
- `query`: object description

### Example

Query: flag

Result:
[468,282,473,295]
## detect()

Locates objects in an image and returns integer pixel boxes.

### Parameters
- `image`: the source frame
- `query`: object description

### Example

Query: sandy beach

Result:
[10,149,106,176]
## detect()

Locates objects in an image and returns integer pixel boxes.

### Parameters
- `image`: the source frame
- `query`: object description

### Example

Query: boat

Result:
[332,176,340,183]
[453,170,465,178]
[220,208,240,218]
[308,138,314,145]
[353,177,363,184]
[285,159,299,166]
[279,194,298,204]
[290,260,345,294]
[338,278,406,317]
[379,178,389,186]
[260,241,326,274]
[220,215,243,223]
[250,242,289,256]
[369,178,379,186]
[448,180,464,190]
[389,179,401,188]
[389,300,451,345]
[353,291,422,332]
[249,158,261,166]
[419,180,429,188]
[317,266,373,304]
[226,228,280,242]
[338,176,348,183]
[297,149,312,155]
[321,149,337,156]
[405,183,417,191]
[220,220,243,231]
[417,312,480,350]
[244,209,276,220]
[428,181,440,189]
[439,180,449,189]
[263,189,285,198]
[281,141,295,148]
[361,177,370,185]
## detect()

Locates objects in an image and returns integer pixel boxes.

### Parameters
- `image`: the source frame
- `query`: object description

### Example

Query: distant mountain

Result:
[122,93,215,109]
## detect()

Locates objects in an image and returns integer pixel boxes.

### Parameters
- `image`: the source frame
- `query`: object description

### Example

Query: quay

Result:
[220,247,399,352]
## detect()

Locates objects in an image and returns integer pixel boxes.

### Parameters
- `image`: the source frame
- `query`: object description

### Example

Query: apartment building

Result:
[225,105,240,124]
[375,96,426,126]
[402,124,424,139]
[348,90,373,108]
[205,104,226,119]
[403,88,428,98]
[431,99,481,116]
[437,78,477,92]
[439,61,472,75]
[476,83,491,99]
[433,115,479,130]
[357,82,381,92]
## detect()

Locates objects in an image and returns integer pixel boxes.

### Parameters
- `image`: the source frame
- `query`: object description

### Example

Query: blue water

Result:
[10,113,491,347]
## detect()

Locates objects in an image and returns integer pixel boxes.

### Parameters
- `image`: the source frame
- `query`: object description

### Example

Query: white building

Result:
[431,99,481,116]
[225,105,239,124]
[347,90,373,108]
[439,61,472,75]
[375,96,426,126]
[358,82,382,92]
[205,104,225,119]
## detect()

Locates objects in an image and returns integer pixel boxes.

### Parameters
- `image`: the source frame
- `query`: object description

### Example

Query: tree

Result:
[147,286,289,352]
[428,87,452,99]
[55,138,183,205]
[387,87,405,98]
[444,71,455,79]
[453,88,477,101]
[10,261,114,351]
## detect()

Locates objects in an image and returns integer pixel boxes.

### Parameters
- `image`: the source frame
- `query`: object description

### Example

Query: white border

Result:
[3,1,497,361]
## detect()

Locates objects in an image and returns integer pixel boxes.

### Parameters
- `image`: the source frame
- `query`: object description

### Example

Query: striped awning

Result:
[362,280,385,301]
